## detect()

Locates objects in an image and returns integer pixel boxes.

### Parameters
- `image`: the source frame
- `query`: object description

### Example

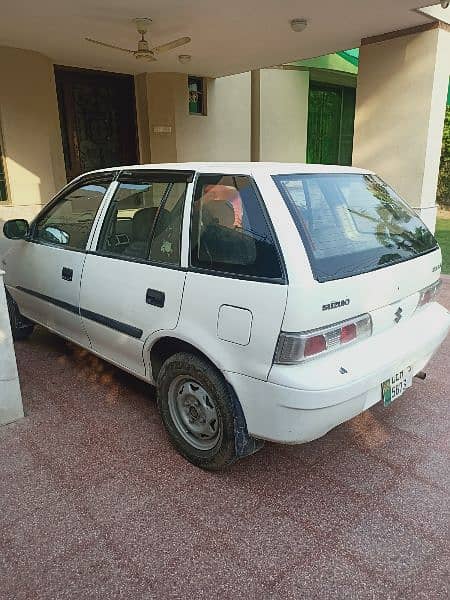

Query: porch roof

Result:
[0,2,445,77]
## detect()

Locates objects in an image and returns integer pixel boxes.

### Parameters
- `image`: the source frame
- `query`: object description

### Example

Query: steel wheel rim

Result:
[168,376,222,451]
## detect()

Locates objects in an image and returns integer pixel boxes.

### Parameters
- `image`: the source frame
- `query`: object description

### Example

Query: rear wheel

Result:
[157,353,238,470]
[6,292,34,341]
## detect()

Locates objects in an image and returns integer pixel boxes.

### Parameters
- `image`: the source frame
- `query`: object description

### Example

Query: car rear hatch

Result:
[272,171,443,355]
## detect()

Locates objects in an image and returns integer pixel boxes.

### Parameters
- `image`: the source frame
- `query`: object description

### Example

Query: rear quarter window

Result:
[190,174,284,281]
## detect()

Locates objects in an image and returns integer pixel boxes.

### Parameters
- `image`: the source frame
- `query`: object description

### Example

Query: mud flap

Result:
[227,383,264,458]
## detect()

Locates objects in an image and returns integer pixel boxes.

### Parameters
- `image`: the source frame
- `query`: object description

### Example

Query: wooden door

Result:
[55,67,138,181]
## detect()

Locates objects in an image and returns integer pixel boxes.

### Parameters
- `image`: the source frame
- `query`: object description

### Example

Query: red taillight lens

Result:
[340,323,357,344]
[304,334,327,357]
[274,314,372,364]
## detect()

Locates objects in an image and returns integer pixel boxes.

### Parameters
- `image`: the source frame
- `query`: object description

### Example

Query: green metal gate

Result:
[307,82,356,166]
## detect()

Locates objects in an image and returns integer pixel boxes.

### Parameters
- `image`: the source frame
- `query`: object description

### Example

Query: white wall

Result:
[174,68,310,164]
[353,26,450,231]
[174,72,251,162]
[259,69,309,162]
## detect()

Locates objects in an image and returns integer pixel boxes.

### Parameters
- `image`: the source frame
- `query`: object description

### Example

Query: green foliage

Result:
[437,104,450,207]
[435,217,450,275]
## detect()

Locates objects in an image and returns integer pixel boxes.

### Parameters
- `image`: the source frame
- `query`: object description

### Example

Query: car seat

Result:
[123,207,163,258]
[199,200,256,268]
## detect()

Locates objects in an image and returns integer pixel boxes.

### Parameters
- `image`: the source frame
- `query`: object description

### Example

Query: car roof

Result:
[81,162,373,178]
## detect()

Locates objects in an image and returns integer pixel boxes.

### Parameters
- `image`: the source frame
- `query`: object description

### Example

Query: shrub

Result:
[437,104,450,207]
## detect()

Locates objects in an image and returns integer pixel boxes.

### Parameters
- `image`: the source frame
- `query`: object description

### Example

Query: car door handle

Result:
[146,288,165,308]
[61,267,73,282]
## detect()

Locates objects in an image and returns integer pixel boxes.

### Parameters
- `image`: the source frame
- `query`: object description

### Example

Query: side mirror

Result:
[3,219,30,240]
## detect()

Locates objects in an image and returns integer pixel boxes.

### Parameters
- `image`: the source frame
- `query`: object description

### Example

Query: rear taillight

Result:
[416,279,442,310]
[304,334,327,357]
[340,323,357,344]
[274,314,372,364]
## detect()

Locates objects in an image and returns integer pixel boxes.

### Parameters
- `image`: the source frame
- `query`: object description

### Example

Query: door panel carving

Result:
[55,68,138,181]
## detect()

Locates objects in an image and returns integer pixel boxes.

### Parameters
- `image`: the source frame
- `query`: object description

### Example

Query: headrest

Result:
[202,201,235,228]
[131,207,159,241]
[201,185,243,228]
[203,184,239,202]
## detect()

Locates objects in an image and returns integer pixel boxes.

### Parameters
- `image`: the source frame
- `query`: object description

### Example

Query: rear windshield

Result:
[273,173,438,282]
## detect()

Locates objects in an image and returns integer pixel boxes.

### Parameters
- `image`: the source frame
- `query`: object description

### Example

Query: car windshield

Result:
[273,173,438,282]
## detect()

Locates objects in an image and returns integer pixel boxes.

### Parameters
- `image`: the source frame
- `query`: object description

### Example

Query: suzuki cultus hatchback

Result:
[3,163,449,469]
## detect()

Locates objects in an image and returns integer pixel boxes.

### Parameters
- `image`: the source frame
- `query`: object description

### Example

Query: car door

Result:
[179,172,289,380]
[4,174,115,347]
[79,169,193,377]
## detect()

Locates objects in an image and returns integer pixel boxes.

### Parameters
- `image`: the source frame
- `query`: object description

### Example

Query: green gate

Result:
[307,82,356,166]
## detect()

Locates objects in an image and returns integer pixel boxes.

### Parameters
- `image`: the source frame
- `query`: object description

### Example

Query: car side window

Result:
[33,181,110,250]
[97,177,187,265]
[190,174,283,280]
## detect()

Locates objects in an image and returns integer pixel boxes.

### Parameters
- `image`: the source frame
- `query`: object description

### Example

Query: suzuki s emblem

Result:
[394,307,403,323]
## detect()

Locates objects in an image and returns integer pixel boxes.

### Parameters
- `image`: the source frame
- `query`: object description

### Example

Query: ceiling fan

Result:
[85,18,191,62]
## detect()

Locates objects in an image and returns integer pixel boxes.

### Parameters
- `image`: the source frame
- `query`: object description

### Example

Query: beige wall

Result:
[0,46,66,256]
[353,26,450,231]
[0,46,66,217]
[174,72,251,162]
[259,69,309,162]
[134,71,252,163]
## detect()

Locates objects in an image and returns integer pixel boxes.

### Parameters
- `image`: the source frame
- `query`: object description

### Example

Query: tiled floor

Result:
[1,279,449,599]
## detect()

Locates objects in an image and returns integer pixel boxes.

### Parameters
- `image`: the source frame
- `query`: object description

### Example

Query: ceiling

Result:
[0,1,443,78]
[418,3,450,23]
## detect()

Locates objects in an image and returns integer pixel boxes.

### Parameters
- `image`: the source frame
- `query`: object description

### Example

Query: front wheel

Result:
[157,353,238,470]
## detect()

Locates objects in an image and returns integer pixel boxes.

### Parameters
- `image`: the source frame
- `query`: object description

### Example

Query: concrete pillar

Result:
[134,72,180,163]
[134,73,152,164]
[353,23,450,232]
[0,271,23,425]
[251,70,261,161]
[252,68,309,162]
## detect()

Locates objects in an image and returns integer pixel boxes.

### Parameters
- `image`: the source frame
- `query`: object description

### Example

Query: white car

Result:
[2,163,449,469]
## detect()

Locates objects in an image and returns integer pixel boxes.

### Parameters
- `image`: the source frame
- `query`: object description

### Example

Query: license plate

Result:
[382,366,412,406]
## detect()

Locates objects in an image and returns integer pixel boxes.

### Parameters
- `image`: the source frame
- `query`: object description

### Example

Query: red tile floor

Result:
[1,279,449,599]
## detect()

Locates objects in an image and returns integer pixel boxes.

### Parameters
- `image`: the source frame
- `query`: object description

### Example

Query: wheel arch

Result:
[148,334,225,384]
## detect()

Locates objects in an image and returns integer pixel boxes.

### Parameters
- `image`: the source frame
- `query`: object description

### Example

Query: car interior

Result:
[101,183,186,263]
[197,185,255,267]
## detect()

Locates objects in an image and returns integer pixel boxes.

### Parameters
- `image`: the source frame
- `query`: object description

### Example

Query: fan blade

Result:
[152,36,191,54]
[85,38,134,54]
[135,54,157,62]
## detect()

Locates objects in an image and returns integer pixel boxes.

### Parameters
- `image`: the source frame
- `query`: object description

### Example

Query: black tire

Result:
[6,292,34,341]
[157,352,238,470]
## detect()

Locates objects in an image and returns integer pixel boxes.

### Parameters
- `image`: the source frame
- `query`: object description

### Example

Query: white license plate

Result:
[382,366,412,406]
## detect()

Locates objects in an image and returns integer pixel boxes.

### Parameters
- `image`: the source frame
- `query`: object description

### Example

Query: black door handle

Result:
[146,288,165,308]
[62,267,73,281]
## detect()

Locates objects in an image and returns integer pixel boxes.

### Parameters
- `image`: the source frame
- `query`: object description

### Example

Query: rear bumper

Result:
[226,302,450,444]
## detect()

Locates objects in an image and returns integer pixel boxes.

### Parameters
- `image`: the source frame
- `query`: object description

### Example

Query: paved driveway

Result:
[1,279,449,599]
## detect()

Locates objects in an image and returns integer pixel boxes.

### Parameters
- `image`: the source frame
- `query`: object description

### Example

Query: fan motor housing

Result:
[137,39,150,52]
[134,17,152,34]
